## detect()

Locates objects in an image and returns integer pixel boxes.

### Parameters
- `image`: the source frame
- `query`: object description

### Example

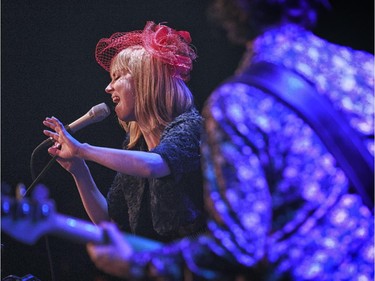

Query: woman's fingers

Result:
[43,117,65,132]
[42,116,82,160]
[43,117,67,143]
[43,118,64,155]
[43,129,58,138]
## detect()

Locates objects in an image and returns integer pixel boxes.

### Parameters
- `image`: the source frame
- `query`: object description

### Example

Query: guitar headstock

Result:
[1,195,57,245]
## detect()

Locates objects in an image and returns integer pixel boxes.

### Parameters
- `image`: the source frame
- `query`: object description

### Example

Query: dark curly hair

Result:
[208,0,331,44]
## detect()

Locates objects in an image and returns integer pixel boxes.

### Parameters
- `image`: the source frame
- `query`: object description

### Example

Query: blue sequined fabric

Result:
[201,24,374,280]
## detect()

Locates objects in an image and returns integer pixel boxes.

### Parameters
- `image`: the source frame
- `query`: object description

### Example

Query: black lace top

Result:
[107,108,206,242]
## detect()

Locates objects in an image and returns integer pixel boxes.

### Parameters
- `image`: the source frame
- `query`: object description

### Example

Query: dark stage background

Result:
[1,1,373,280]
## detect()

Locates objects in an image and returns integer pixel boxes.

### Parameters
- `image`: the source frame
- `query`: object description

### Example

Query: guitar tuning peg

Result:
[16,200,32,218]
[33,201,55,221]
[31,183,50,203]
[1,182,12,196]
[16,183,26,199]
[1,196,13,216]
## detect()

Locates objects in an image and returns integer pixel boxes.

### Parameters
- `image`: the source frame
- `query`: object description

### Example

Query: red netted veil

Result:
[95,21,197,81]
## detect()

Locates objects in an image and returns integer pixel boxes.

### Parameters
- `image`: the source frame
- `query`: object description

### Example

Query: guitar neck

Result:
[53,214,104,244]
[1,196,162,252]
[52,214,163,252]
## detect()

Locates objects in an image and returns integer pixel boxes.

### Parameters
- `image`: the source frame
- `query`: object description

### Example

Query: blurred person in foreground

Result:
[85,1,374,280]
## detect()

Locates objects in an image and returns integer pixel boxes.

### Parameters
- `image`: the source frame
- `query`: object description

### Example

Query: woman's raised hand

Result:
[43,116,86,173]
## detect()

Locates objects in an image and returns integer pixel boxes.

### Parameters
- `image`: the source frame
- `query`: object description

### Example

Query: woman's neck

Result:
[142,130,160,150]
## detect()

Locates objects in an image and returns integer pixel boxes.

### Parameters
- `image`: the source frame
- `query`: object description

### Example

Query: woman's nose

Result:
[105,83,113,94]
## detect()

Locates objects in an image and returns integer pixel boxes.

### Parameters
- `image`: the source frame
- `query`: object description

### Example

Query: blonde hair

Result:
[111,46,194,148]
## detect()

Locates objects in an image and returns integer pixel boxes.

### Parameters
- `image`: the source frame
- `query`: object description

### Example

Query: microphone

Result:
[64,102,111,133]
[34,102,111,151]
[43,103,111,143]
[28,103,111,189]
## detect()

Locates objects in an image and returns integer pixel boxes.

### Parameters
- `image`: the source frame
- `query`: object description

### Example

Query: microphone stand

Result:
[24,138,56,197]
[24,136,61,281]
[27,124,73,196]
[25,156,58,197]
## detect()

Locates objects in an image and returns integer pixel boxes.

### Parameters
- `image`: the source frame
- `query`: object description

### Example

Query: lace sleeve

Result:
[151,109,203,179]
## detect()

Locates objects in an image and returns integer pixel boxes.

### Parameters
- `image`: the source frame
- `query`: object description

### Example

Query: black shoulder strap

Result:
[229,61,374,210]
